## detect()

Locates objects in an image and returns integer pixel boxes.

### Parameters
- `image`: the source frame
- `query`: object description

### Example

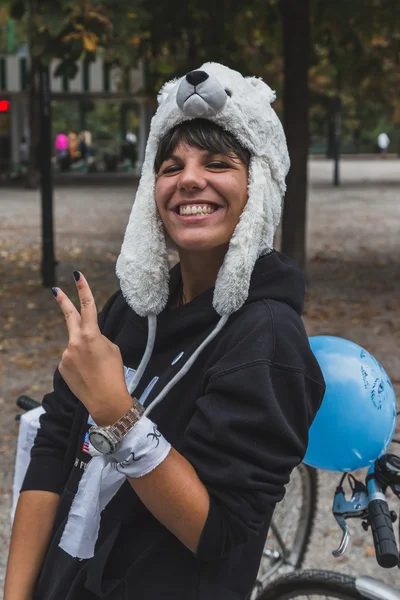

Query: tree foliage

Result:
[133,0,283,95]
[7,0,148,77]
[6,0,400,132]
[309,0,400,147]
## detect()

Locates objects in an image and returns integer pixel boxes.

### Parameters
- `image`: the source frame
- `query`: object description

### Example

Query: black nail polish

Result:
[73,270,80,282]
[52,287,58,297]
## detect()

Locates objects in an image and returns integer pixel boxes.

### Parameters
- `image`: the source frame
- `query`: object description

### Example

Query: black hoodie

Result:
[22,251,325,600]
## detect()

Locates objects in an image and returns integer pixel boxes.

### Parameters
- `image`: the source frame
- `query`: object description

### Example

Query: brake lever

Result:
[332,479,369,558]
[332,513,351,557]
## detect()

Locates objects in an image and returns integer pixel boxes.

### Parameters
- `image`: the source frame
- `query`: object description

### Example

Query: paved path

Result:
[1,159,399,595]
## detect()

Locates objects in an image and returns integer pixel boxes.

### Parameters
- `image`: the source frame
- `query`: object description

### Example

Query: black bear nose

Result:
[186,70,209,86]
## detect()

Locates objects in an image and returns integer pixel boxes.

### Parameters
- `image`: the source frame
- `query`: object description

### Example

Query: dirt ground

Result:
[1,159,400,594]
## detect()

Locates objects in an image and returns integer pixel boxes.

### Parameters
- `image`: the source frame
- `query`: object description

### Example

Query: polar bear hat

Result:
[116,62,290,317]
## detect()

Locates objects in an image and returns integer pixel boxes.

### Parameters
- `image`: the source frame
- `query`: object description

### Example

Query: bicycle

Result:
[13,395,318,597]
[257,447,400,599]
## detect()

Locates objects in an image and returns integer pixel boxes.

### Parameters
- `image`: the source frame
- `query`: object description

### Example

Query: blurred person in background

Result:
[125,128,137,145]
[124,128,137,167]
[55,131,70,171]
[68,130,79,161]
[79,130,93,161]
[377,132,390,156]
[19,136,29,165]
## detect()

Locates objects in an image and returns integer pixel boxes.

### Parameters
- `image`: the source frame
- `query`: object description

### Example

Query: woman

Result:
[5,63,325,600]
[55,131,70,170]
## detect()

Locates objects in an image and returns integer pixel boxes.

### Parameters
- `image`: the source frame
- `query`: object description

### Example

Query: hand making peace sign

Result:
[52,271,133,426]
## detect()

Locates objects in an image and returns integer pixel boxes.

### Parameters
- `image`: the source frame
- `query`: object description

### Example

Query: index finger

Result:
[52,287,81,338]
[73,271,99,330]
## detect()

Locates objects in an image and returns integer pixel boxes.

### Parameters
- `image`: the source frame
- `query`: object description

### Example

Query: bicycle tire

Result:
[251,464,318,598]
[277,464,318,568]
[258,570,364,600]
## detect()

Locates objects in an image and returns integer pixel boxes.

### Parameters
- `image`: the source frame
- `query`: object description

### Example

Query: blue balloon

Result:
[304,336,397,472]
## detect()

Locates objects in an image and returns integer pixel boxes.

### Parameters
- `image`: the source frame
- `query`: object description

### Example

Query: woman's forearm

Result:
[127,447,209,554]
[4,490,60,600]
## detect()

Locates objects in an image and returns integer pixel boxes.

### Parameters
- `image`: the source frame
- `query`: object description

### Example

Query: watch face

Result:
[89,431,113,454]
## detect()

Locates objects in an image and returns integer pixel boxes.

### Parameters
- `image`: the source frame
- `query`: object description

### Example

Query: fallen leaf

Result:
[365,545,376,557]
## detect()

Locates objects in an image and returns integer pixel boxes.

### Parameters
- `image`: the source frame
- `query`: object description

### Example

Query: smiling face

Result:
[155,140,248,257]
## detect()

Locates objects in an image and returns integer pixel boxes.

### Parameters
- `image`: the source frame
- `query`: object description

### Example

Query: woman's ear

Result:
[157,79,180,105]
[247,77,276,104]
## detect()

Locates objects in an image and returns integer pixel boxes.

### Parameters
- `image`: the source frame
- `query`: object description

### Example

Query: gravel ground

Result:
[300,160,400,586]
[1,159,400,595]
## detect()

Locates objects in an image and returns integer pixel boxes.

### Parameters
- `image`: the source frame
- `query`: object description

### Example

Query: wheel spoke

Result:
[270,520,289,560]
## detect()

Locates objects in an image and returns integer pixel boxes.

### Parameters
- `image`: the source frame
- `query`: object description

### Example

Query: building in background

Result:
[0,53,149,171]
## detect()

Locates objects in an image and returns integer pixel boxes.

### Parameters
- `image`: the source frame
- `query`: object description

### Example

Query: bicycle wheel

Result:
[258,570,364,600]
[251,464,318,599]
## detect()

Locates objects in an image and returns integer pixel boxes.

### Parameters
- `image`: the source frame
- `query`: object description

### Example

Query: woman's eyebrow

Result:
[164,154,183,163]
[204,150,233,160]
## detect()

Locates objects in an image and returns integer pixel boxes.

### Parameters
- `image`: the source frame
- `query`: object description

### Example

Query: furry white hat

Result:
[116,62,290,317]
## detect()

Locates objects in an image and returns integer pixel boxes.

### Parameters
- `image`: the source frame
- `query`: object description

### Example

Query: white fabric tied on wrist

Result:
[59,415,171,559]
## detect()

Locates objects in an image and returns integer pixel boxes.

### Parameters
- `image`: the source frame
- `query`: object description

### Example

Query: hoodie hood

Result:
[116,62,290,318]
[156,251,304,339]
[246,251,304,315]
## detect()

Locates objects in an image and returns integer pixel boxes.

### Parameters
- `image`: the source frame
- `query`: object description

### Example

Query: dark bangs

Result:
[154,118,251,173]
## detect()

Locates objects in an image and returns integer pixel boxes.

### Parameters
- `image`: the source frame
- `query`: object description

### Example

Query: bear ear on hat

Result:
[247,76,276,104]
[157,79,180,105]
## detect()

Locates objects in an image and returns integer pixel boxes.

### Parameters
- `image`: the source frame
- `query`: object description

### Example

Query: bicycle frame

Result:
[356,576,400,600]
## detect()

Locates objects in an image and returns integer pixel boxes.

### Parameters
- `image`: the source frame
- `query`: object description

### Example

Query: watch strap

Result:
[109,397,145,440]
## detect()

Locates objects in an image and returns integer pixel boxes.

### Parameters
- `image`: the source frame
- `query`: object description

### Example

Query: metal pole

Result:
[26,0,39,189]
[333,102,341,187]
[333,72,342,188]
[38,62,56,287]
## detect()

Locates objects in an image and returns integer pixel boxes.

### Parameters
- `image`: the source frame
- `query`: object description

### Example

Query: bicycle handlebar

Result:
[16,395,41,412]
[368,498,399,568]
[366,474,399,568]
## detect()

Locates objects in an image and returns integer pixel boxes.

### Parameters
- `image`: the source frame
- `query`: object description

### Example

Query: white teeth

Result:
[179,204,216,216]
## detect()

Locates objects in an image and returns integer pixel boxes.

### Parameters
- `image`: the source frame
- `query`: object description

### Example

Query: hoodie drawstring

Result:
[144,315,230,417]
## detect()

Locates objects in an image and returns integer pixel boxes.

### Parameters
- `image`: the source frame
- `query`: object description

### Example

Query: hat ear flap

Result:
[116,142,170,316]
[213,156,282,315]
[213,157,266,315]
[247,76,276,104]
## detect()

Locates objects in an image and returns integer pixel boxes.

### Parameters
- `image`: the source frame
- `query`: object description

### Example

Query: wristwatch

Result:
[88,397,145,455]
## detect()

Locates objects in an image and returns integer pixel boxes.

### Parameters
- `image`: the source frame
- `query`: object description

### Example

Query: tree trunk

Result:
[280,0,310,271]
[208,0,226,63]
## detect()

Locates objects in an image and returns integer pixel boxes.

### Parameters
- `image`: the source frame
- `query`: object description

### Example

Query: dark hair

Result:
[154,118,251,173]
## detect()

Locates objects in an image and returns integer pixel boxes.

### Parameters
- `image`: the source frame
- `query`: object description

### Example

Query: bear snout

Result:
[176,70,229,117]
